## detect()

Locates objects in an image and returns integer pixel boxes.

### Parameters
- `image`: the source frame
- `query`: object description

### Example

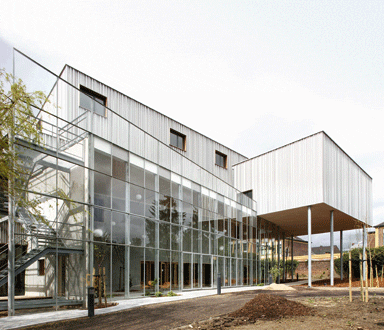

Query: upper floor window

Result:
[215,151,227,169]
[170,129,186,151]
[243,190,253,199]
[80,85,107,117]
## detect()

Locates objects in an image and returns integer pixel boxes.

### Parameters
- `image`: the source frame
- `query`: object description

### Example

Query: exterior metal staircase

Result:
[0,111,87,293]
[0,244,83,288]
[0,201,84,289]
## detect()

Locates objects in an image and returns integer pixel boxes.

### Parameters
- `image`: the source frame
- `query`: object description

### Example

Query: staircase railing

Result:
[0,229,29,276]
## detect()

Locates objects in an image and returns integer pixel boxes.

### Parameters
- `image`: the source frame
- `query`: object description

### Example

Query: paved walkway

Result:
[0,281,309,330]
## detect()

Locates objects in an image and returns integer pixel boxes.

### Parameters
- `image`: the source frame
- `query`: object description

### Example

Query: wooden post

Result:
[376,265,379,288]
[365,251,369,302]
[359,253,364,301]
[349,250,352,302]
[369,250,373,287]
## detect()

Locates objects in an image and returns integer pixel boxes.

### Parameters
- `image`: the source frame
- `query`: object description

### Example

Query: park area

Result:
[15,280,384,330]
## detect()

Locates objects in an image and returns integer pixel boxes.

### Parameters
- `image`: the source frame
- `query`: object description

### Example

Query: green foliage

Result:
[270,265,283,283]
[167,290,177,296]
[0,69,47,223]
[282,259,299,274]
[150,278,158,287]
[155,291,163,297]
[259,259,299,280]
[334,247,384,278]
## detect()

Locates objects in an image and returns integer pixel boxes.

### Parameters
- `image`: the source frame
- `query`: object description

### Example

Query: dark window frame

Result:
[215,150,227,169]
[243,190,253,199]
[170,129,186,151]
[79,85,107,117]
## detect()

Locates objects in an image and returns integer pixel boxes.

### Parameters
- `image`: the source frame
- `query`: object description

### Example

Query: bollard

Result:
[88,286,95,317]
[269,274,273,285]
[217,273,221,295]
[296,273,299,281]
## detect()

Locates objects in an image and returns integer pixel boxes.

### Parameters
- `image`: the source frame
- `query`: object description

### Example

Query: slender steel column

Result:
[8,53,15,316]
[282,233,286,282]
[7,166,15,316]
[277,232,280,283]
[340,231,343,281]
[308,206,312,287]
[330,210,334,286]
[291,235,294,280]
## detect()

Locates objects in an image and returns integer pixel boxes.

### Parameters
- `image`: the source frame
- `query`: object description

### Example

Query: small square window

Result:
[215,151,227,169]
[80,85,107,117]
[243,190,253,199]
[170,129,186,151]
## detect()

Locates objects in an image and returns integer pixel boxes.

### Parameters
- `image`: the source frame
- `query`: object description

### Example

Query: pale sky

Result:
[1,1,383,247]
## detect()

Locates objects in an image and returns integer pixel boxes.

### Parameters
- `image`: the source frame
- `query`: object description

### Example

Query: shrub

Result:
[167,290,177,297]
[155,291,163,297]
[334,247,384,278]
[281,259,299,274]
[270,265,283,283]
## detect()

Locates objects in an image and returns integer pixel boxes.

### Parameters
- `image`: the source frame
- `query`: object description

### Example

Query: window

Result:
[170,129,186,151]
[38,259,45,276]
[215,151,227,168]
[243,190,253,199]
[80,85,107,116]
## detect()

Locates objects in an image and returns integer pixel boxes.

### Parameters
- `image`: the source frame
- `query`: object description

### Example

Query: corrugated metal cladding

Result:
[233,132,372,224]
[234,132,323,215]
[61,66,248,185]
[323,134,372,225]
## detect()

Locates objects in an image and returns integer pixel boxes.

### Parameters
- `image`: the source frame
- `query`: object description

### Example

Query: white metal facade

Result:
[233,132,372,226]
[61,66,248,187]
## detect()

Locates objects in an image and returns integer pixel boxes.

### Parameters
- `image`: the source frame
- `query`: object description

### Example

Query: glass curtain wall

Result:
[8,50,286,313]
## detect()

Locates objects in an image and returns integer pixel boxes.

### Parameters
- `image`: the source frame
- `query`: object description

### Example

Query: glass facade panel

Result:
[8,52,292,312]
[130,216,145,246]
[129,247,144,296]
[159,222,170,250]
[145,189,157,218]
[202,255,211,288]
[130,185,145,216]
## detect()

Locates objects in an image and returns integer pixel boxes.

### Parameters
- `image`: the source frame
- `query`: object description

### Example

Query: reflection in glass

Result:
[145,189,157,218]
[94,172,111,208]
[130,185,145,216]
[159,222,170,250]
[130,216,144,246]
[145,219,156,248]
[112,178,125,211]
[94,150,111,175]
[112,211,125,244]
[182,227,191,252]
[129,247,144,296]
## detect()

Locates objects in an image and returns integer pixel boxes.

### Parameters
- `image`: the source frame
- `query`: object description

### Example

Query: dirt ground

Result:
[304,277,384,288]
[19,286,384,330]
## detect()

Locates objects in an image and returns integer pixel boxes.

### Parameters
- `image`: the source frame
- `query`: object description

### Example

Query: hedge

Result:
[334,246,384,278]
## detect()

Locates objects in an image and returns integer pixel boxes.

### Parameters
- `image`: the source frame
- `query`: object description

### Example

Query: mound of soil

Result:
[228,293,313,321]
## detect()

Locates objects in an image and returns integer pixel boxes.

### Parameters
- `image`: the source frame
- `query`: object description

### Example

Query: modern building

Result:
[0,50,373,313]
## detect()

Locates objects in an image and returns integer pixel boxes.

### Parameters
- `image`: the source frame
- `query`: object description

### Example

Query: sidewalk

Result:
[0,285,288,330]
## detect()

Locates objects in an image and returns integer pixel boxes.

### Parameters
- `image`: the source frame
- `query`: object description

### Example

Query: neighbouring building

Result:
[0,50,373,312]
